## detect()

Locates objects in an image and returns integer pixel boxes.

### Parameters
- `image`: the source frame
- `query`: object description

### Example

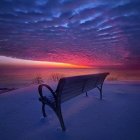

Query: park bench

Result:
[38,72,109,131]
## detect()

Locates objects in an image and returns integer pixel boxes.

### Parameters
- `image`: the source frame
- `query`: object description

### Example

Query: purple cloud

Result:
[0,0,140,68]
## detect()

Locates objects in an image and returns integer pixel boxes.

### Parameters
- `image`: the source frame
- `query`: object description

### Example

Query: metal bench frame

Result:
[38,84,66,131]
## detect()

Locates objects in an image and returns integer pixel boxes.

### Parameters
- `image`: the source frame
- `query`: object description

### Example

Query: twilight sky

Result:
[0,0,140,68]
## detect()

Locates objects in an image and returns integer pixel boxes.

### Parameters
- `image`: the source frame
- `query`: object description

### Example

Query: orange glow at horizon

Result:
[0,56,89,68]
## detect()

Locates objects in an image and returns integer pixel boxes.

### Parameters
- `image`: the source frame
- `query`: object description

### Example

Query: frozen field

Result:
[0,82,140,140]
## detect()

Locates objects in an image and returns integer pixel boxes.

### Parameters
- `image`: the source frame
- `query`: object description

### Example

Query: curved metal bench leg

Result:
[55,106,66,131]
[97,84,103,100]
[42,103,47,117]
[99,87,102,100]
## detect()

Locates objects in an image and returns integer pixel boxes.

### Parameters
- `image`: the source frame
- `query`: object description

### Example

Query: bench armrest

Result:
[38,84,56,101]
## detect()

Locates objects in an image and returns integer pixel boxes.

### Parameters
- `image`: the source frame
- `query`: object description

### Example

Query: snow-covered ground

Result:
[0,82,140,140]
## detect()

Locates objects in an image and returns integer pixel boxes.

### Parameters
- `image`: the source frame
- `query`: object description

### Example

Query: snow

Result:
[0,82,140,140]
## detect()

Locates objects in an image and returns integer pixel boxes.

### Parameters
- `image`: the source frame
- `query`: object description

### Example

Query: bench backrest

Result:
[56,73,109,103]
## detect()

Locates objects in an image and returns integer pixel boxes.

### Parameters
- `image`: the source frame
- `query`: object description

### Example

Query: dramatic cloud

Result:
[0,0,140,67]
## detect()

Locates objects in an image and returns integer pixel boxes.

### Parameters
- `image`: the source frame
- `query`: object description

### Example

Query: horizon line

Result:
[0,55,90,68]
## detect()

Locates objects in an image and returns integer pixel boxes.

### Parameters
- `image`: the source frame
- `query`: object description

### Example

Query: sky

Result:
[0,0,140,68]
